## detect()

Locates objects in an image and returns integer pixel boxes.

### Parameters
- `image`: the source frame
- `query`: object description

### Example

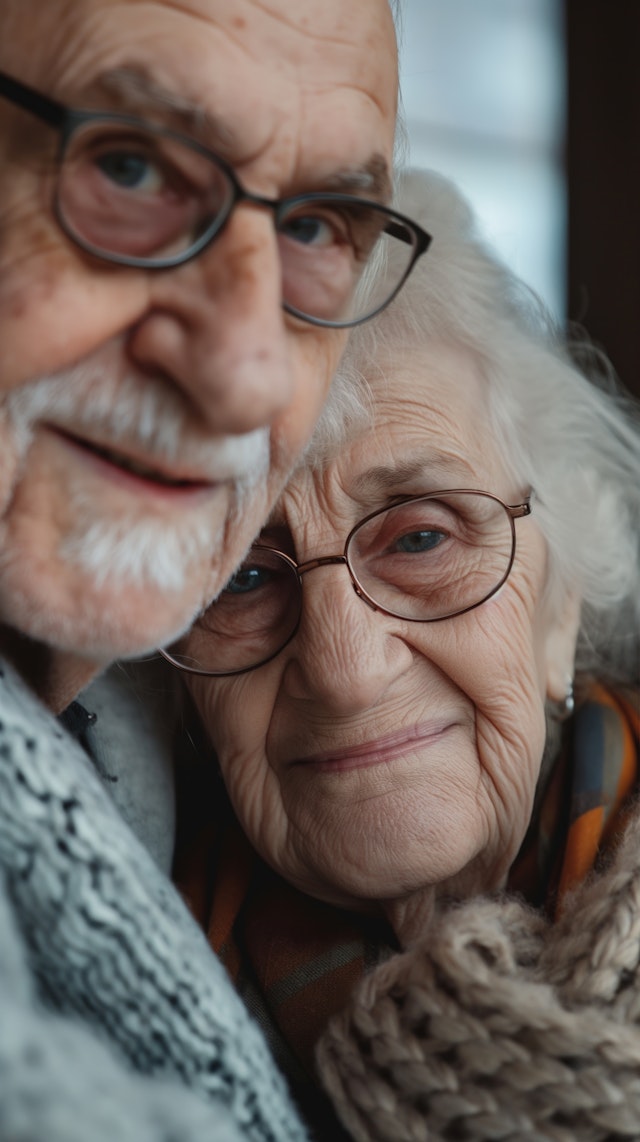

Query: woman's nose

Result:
[282,565,414,715]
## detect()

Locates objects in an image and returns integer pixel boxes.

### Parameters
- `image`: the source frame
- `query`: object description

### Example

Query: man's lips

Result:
[48,426,214,493]
[290,721,457,773]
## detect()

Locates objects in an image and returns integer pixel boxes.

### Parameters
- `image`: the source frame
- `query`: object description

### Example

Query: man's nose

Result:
[282,567,414,715]
[126,208,295,435]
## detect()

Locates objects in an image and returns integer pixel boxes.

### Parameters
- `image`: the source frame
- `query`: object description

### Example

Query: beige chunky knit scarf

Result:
[317,800,640,1141]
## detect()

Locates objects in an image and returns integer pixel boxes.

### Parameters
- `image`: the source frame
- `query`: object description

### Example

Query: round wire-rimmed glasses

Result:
[0,70,431,328]
[161,490,532,677]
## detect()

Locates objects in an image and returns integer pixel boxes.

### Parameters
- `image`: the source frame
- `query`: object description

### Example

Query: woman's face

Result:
[187,342,579,919]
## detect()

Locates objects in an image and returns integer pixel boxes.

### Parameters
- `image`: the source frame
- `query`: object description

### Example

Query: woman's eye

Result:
[394,529,447,554]
[224,566,272,595]
[95,151,164,192]
[280,214,339,248]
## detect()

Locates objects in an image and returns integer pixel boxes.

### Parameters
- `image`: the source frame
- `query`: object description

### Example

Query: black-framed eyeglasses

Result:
[161,489,532,677]
[0,70,431,328]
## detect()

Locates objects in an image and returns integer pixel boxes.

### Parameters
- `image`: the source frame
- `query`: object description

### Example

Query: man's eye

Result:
[280,214,340,248]
[394,529,447,554]
[224,566,272,595]
[95,151,164,192]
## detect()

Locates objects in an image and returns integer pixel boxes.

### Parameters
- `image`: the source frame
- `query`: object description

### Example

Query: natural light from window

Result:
[398,0,566,320]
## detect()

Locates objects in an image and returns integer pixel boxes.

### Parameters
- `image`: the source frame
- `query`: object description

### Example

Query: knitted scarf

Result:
[177,682,639,1131]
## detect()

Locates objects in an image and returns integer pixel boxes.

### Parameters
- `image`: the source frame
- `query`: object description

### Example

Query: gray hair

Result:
[307,168,640,687]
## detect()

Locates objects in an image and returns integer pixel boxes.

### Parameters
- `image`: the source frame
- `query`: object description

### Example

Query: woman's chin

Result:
[284,845,479,916]
[279,783,488,913]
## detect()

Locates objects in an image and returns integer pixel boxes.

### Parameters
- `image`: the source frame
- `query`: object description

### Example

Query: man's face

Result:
[0,0,397,667]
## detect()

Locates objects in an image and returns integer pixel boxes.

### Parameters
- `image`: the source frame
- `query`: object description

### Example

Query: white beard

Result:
[57,485,225,593]
[2,357,271,596]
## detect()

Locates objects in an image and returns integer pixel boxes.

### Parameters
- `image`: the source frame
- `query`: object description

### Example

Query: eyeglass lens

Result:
[56,120,418,326]
[60,122,233,262]
[163,492,517,676]
[165,546,302,676]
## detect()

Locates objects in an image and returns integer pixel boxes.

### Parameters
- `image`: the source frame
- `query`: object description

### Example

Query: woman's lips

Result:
[290,721,457,773]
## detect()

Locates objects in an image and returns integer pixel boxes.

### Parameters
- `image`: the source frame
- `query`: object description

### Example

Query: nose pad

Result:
[352,581,380,612]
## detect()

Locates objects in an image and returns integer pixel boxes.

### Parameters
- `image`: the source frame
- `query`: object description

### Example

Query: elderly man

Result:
[0,1,427,1139]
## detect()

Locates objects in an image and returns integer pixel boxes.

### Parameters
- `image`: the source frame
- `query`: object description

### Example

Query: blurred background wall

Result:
[398,0,640,398]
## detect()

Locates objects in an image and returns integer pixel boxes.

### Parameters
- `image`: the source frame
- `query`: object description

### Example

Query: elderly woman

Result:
[167,170,640,1141]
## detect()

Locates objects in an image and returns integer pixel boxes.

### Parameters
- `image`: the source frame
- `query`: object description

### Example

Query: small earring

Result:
[554,677,575,721]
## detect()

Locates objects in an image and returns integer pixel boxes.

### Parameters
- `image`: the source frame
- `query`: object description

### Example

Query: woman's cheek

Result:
[187,677,260,805]
[464,597,548,854]
[203,675,292,865]
[194,674,269,756]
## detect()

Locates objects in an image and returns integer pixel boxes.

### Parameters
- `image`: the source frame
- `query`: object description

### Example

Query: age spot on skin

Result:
[8,294,28,321]
[8,269,58,320]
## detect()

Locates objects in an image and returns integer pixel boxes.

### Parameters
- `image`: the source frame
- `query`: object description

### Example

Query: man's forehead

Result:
[153,0,395,51]
[8,0,396,79]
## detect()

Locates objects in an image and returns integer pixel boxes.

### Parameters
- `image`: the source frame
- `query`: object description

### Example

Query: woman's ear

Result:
[544,588,582,701]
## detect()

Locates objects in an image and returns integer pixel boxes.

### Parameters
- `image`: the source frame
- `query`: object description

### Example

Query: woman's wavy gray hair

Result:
[306,168,640,687]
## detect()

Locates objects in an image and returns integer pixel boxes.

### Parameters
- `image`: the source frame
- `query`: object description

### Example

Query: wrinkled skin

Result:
[189,343,582,945]
[0,0,397,708]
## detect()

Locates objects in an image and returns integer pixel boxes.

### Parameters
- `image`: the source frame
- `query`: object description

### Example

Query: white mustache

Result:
[1,358,273,597]
[5,360,271,484]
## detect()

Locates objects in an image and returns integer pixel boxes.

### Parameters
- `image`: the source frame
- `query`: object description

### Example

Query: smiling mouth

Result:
[51,427,211,490]
[292,721,457,773]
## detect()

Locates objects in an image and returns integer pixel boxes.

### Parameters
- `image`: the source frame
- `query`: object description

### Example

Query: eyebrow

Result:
[82,66,392,201]
[352,457,479,500]
[321,155,392,202]
[89,66,233,146]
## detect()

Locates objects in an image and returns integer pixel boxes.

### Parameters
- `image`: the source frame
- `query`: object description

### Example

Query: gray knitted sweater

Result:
[0,656,308,1142]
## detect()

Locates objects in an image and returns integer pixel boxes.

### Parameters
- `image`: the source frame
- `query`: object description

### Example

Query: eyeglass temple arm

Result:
[385,218,432,255]
[0,71,66,128]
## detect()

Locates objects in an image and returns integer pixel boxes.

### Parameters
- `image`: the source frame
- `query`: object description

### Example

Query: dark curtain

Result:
[565,0,640,398]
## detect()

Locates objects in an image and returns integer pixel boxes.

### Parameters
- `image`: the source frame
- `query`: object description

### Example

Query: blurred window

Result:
[399,0,565,318]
